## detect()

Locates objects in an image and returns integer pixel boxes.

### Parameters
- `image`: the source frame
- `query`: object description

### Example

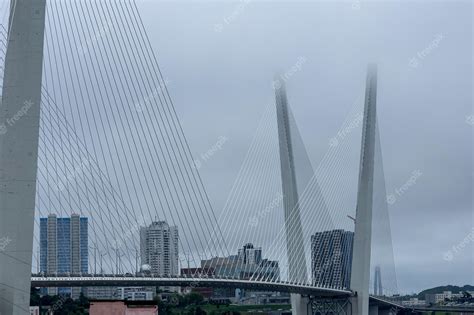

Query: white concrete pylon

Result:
[0,0,47,314]
[274,78,308,315]
[350,64,378,315]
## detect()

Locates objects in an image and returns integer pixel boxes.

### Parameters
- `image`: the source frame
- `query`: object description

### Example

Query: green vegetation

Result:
[30,288,90,314]
[31,289,290,315]
[168,303,291,315]
[155,292,290,315]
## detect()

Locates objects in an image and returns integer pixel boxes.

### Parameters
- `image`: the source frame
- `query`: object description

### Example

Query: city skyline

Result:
[136,1,472,293]
[0,1,471,314]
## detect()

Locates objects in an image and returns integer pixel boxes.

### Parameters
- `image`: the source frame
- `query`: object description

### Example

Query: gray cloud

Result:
[138,1,473,293]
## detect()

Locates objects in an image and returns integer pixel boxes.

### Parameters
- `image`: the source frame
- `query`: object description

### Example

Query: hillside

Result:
[418,285,474,299]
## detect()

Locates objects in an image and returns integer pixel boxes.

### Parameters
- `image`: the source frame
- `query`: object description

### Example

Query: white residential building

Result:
[116,287,155,301]
[425,291,463,304]
[140,221,179,276]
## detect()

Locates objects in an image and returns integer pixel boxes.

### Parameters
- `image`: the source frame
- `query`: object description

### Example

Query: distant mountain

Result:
[418,285,474,299]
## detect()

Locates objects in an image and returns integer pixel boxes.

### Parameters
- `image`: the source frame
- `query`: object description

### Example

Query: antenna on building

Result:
[37,248,40,274]
[135,249,139,274]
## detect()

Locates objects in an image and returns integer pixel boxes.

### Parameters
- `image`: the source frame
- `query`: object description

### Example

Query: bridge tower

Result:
[0,0,47,314]
[274,78,309,315]
[374,265,383,296]
[350,64,378,315]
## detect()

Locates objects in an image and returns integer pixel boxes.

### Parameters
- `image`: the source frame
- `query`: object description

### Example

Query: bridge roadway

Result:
[409,306,474,313]
[31,275,351,297]
[31,275,406,308]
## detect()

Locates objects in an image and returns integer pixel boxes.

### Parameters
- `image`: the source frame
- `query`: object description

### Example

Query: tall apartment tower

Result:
[140,221,179,276]
[311,229,354,289]
[40,214,88,297]
[374,265,383,296]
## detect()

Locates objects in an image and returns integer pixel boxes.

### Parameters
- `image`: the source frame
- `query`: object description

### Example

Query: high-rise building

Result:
[40,214,88,298]
[236,243,279,281]
[140,221,179,276]
[201,255,240,278]
[200,243,280,301]
[311,229,353,289]
[238,243,262,265]
[200,244,279,281]
[374,265,383,296]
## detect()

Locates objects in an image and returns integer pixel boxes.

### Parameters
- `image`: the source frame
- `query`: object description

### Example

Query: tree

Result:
[195,306,207,315]
[78,292,89,308]
[30,288,41,306]
[184,292,204,306]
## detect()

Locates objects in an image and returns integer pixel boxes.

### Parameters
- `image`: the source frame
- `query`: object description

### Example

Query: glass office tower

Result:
[40,214,88,298]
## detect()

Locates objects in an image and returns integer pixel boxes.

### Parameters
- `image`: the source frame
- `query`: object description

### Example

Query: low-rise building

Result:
[181,267,215,298]
[401,297,427,307]
[89,300,158,315]
[87,286,118,300]
[117,287,155,301]
[87,286,155,301]
[425,291,463,304]
[238,292,291,305]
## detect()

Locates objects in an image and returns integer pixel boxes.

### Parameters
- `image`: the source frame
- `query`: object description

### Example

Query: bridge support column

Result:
[369,305,379,315]
[350,65,378,315]
[291,294,310,315]
[0,0,47,314]
[274,79,308,315]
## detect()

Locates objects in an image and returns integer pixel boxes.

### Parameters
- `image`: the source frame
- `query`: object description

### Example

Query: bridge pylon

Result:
[0,0,47,314]
[350,64,378,315]
[274,77,308,315]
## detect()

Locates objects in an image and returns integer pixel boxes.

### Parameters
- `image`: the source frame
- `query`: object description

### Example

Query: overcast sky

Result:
[2,0,469,295]
[135,0,473,293]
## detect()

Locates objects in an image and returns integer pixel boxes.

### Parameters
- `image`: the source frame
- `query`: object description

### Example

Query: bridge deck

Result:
[31,276,415,311]
[31,276,352,297]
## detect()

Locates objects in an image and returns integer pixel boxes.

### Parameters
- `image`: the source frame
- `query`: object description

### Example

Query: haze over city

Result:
[137,1,473,294]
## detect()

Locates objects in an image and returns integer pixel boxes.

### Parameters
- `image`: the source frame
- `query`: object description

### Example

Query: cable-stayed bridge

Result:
[0,1,402,314]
